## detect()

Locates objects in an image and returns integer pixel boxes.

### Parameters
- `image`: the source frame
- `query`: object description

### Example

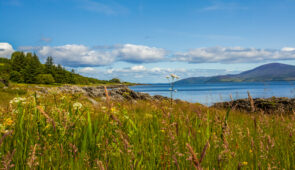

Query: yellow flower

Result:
[4,118,14,126]
[197,130,201,133]
[160,129,165,133]
[111,107,118,114]
[242,161,248,166]
[249,149,253,153]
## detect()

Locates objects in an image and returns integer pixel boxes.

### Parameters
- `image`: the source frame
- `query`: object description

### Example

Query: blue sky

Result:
[1,0,295,83]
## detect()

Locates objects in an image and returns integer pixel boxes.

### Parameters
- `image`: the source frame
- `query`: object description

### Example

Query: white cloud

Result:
[117,44,167,63]
[38,44,115,66]
[80,67,95,72]
[173,46,295,63]
[20,44,167,67]
[282,47,295,52]
[131,65,146,71]
[0,42,14,58]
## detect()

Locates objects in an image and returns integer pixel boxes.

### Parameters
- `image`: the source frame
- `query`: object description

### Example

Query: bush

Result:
[109,78,121,83]
[10,71,23,83]
[0,74,10,86]
[35,74,55,84]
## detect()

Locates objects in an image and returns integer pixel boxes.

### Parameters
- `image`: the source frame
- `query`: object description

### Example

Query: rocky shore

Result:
[35,85,171,102]
[212,97,295,114]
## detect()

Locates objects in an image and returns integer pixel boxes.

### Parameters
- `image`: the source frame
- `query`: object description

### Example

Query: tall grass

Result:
[0,91,295,169]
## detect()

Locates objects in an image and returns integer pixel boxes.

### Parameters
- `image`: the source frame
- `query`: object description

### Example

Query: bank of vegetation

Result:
[0,52,125,86]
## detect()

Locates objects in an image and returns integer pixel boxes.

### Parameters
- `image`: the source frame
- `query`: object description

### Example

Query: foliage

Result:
[9,71,23,83]
[109,78,121,83]
[0,91,294,169]
[35,74,55,84]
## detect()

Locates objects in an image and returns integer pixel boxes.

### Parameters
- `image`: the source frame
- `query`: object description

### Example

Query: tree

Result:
[10,52,26,72]
[10,71,23,83]
[23,53,43,83]
[109,78,121,83]
[35,74,55,84]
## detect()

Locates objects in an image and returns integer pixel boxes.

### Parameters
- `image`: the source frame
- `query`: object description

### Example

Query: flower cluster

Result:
[166,73,180,80]
[73,102,83,110]
[9,97,26,104]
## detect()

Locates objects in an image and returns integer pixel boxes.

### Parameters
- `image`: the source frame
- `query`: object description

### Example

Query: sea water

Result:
[129,81,295,106]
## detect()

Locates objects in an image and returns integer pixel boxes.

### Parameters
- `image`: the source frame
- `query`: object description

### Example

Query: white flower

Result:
[170,73,179,79]
[73,102,83,110]
[9,97,26,104]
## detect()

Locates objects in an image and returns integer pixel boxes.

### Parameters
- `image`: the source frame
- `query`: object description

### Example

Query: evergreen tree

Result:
[23,53,43,83]
[11,51,26,72]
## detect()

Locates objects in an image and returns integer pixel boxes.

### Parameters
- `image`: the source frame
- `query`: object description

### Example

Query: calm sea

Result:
[129,81,295,106]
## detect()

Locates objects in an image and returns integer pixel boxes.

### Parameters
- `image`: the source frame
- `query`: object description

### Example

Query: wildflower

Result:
[9,97,26,104]
[197,130,201,133]
[111,107,118,114]
[242,161,248,166]
[170,73,179,79]
[4,118,14,126]
[73,102,83,110]
[101,106,107,110]
[160,129,165,133]
[249,149,253,153]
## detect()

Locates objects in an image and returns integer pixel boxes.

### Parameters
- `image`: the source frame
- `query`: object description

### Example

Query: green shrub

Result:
[0,73,10,86]
[109,78,121,83]
[36,74,55,84]
[10,71,23,83]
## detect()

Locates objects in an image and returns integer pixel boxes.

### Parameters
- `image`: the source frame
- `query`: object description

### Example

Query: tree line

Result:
[0,51,122,85]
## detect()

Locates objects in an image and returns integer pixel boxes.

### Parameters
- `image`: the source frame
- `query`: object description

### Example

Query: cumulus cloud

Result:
[20,44,167,67]
[0,43,14,58]
[117,44,167,63]
[173,46,295,63]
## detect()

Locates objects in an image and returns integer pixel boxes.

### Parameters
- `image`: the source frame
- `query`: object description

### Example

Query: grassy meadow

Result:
[0,87,295,169]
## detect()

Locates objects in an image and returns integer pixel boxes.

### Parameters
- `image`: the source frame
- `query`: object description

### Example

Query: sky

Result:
[1,0,295,83]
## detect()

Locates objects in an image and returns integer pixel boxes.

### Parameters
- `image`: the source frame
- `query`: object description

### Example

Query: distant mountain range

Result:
[176,63,295,84]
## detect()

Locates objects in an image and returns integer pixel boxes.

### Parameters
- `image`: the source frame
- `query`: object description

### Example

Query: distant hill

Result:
[176,63,295,84]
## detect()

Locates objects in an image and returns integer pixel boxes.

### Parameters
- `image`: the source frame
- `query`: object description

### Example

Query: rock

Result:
[212,97,295,114]
[36,85,171,102]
